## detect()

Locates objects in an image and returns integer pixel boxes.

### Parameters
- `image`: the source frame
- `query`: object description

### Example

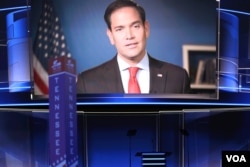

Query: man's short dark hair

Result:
[104,0,146,30]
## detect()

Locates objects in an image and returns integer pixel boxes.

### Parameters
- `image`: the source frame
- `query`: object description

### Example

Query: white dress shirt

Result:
[117,53,150,93]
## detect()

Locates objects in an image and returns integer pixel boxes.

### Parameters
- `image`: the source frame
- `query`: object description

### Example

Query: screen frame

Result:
[29,0,220,104]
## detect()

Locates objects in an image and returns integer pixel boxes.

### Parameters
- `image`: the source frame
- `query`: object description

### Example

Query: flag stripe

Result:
[34,68,48,94]
[33,53,49,95]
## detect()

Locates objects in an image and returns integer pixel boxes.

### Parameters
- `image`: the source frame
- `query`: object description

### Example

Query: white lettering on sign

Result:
[226,155,247,162]
[55,112,60,119]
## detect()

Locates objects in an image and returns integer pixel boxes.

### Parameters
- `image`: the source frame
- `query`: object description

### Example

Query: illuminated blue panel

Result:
[219,11,239,92]
[6,8,31,92]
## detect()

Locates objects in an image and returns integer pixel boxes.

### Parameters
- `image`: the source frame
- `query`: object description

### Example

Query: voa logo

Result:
[226,155,247,163]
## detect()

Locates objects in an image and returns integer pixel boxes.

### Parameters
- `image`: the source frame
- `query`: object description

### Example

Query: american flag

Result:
[33,0,71,95]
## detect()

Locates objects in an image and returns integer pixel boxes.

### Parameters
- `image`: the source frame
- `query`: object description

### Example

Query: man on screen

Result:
[77,0,190,94]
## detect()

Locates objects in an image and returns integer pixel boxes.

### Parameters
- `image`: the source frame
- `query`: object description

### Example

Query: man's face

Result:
[107,7,150,65]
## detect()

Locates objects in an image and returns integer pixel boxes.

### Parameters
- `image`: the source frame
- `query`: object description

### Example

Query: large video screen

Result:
[30,0,219,101]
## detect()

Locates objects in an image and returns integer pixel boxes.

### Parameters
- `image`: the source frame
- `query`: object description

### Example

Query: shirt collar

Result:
[117,52,149,71]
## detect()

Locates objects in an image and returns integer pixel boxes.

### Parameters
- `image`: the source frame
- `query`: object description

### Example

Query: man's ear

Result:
[106,29,114,45]
[144,20,150,38]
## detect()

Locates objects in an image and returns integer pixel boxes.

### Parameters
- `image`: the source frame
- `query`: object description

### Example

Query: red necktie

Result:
[128,67,141,93]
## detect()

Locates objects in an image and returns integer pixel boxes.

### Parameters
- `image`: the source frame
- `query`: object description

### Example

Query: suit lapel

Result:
[103,57,124,93]
[149,56,167,94]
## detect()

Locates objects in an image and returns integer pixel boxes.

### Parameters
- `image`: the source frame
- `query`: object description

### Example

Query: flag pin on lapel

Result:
[157,74,163,77]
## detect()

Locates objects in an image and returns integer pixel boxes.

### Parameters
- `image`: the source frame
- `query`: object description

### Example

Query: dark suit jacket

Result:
[77,55,190,94]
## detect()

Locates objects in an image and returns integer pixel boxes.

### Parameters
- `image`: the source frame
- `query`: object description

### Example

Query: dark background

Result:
[1,108,250,167]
